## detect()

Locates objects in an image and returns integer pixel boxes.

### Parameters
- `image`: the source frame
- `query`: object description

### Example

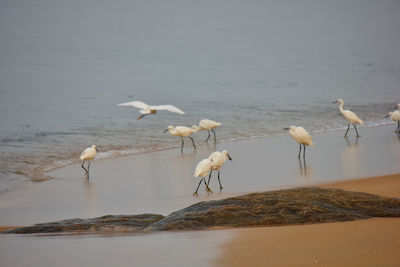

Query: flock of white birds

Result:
[79,100,400,194]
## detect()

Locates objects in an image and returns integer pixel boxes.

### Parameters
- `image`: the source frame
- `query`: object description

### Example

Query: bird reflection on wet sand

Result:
[298,158,313,178]
[82,179,100,217]
[342,136,361,177]
[345,136,359,147]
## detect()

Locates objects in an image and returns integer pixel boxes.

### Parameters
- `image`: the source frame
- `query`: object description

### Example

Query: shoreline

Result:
[2,122,396,195]
[216,173,400,266]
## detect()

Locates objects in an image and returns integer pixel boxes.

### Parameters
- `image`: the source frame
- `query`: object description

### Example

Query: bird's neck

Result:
[168,127,175,134]
[339,102,344,113]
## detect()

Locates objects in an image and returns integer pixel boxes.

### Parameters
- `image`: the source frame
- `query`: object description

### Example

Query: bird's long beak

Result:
[228,153,233,161]
[96,148,99,152]
[163,129,168,134]
[283,127,289,130]
[332,100,338,104]
[385,114,390,118]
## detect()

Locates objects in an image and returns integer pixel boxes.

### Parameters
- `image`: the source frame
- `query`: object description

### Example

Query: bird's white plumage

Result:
[199,119,221,130]
[288,126,314,146]
[388,110,400,122]
[209,150,231,171]
[118,101,149,109]
[194,158,213,178]
[151,105,185,114]
[336,99,363,125]
[166,125,197,137]
[118,100,185,115]
[80,145,98,161]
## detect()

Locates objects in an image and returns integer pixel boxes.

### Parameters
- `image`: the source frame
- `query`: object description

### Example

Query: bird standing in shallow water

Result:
[163,125,198,153]
[198,119,221,143]
[118,100,185,120]
[193,158,213,195]
[333,99,364,137]
[285,126,314,159]
[207,150,232,190]
[386,104,400,132]
[80,145,99,179]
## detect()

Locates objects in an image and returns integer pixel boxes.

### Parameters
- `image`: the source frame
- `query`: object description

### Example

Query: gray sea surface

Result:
[1,0,400,191]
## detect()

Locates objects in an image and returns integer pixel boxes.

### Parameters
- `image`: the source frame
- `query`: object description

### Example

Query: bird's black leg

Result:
[189,136,197,150]
[181,137,184,153]
[205,130,211,142]
[212,129,216,143]
[208,170,213,184]
[298,144,302,159]
[303,144,306,159]
[344,124,350,137]
[87,161,91,179]
[353,124,360,137]
[137,114,148,120]
[81,160,88,173]
[204,178,212,192]
[193,179,203,195]
[396,121,400,133]
[217,171,223,189]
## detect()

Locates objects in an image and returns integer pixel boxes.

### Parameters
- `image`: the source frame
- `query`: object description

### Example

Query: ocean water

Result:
[0,0,399,192]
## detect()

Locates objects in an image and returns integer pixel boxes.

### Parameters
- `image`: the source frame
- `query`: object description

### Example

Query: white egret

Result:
[207,150,232,189]
[163,125,198,153]
[193,158,213,195]
[118,100,185,120]
[198,119,221,143]
[285,126,314,159]
[386,107,400,132]
[333,99,364,137]
[80,145,99,179]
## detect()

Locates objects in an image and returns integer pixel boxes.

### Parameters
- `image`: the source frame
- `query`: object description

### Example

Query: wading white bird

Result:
[207,150,232,189]
[118,100,185,120]
[193,158,213,195]
[163,125,198,153]
[285,126,314,159]
[198,119,221,143]
[80,145,99,179]
[386,104,400,132]
[333,99,364,137]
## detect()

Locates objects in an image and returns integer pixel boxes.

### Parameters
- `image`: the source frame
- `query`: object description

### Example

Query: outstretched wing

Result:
[152,105,185,114]
[117,101,149,110]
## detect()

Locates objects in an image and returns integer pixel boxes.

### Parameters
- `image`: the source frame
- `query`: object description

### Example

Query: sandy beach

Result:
[217,173,400,266]
[1,125,400,266]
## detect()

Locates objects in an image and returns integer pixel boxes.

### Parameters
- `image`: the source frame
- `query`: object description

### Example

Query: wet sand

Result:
[217,173,400,267]
[1,125,400,266]
[1,125,399,226]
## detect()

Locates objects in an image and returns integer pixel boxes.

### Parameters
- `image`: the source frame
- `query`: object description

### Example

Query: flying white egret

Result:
[284,126,314,159]
[163,125,198,153]
[198,119,221,143]
[118,100,185,120]
[207,150,232,189]
[333,99,364,137]
[80,145,99,179]
[386,107,400,132]
[193,158,213,195]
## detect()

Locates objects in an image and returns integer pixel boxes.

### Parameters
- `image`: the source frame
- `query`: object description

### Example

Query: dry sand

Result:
[216,173,400,267]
